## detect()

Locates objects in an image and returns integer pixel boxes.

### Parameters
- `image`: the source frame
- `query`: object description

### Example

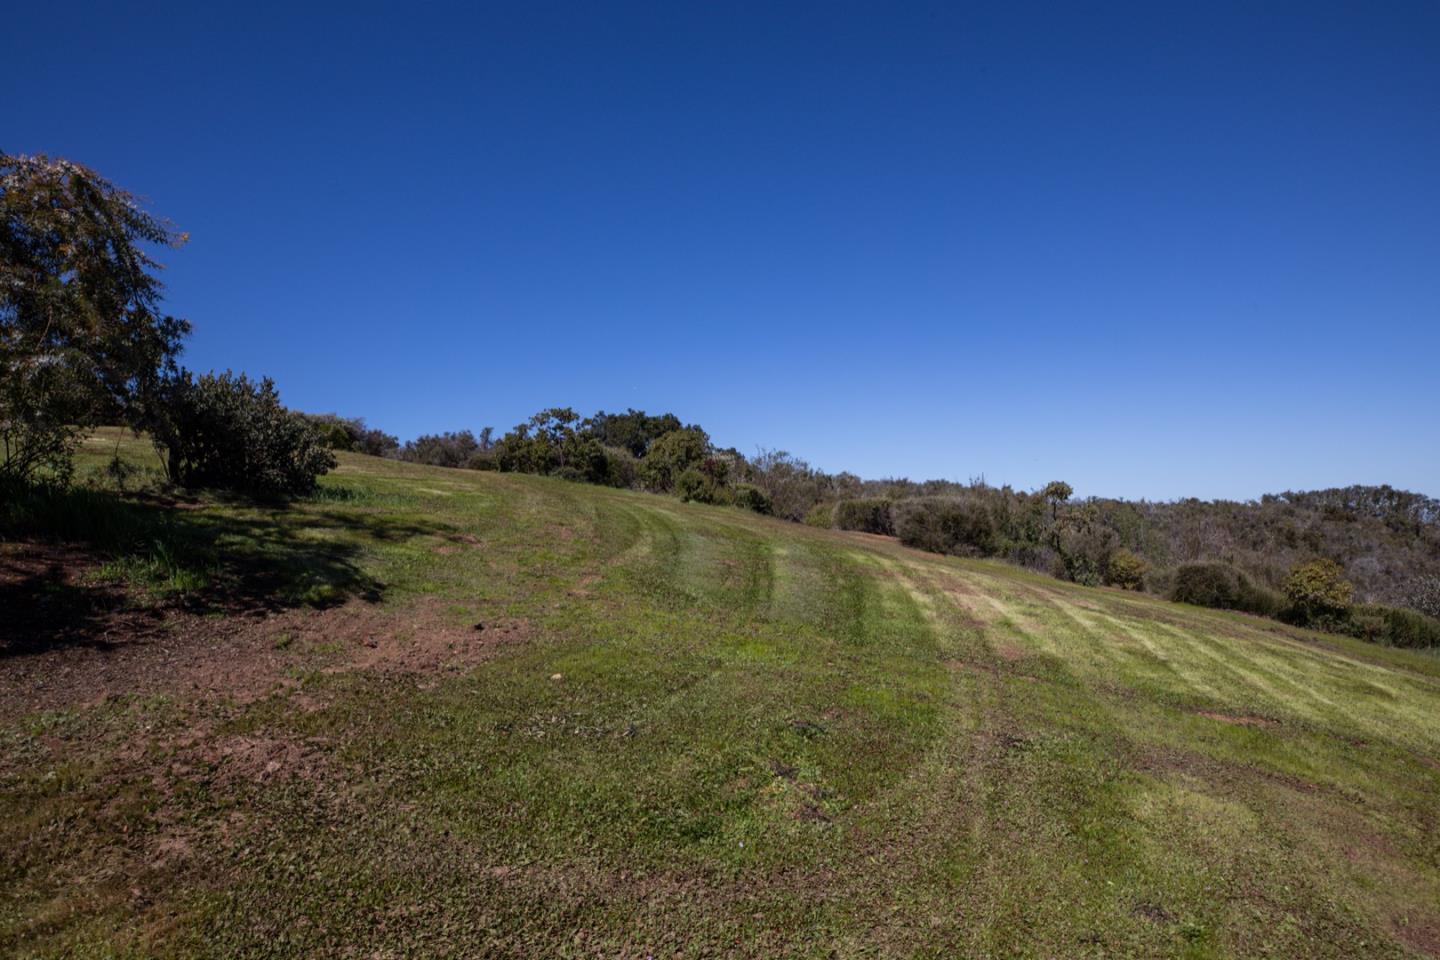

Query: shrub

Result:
[894,497,996,557]
[1283,558,1354,626]
[152,371,336,497]
[1345,604,1440,649]
[732,483,773,515]
[0,358,89,485]
[602,446,639,489]
[674,467,730,505]
[1170,562,1283,617]
[401,430,480,468]
[466,449,501,471]
[834,498,894,536]
[1105,549,1148,590]
[563,437,613,485]
[748,449,832,522]
[299,414,399,457]
[638,428,710,493]
[803,502,835,528]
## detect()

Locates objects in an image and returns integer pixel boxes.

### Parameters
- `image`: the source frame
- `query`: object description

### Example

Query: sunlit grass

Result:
[2,429,1439,957]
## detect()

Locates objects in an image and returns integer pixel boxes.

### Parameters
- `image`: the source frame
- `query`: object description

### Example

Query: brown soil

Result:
[0,542,526,719]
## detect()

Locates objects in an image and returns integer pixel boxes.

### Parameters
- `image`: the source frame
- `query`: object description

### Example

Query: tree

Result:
[1284,558,1354,625]
[747,448,830,522]
[1,153,189,482]
[400,430,480,468]
[638,428,710,493]
[1039,480,1073,521]
[582,409,684,458]
[1406,575,1440,620]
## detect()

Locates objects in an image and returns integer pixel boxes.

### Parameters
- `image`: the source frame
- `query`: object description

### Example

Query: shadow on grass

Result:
[0,481,447,657]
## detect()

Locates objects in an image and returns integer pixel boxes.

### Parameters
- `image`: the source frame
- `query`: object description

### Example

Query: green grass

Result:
[4,430,1440,957]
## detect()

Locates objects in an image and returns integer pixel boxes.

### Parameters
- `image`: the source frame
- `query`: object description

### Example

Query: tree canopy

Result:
[1,153,189,480]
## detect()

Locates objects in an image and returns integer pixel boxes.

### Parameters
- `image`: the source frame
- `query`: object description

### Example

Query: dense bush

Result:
[582,409,685,458]
[638,428,710,493]
[732,483,772,515]
[674,467,730,505]
[602,446,639,489]
[299,413,399,457]
[1051,505,1117,586]
[894,497,997,557]
[1105,549,1148,590]
[745,449,840,523]
[151,371,336,497]
[834,498,894,536]
[1169,562,1283,617]
[1345,604,1440,649]
[400,430,480,468]
[1283,559,1354,626]
[804,502,835,528]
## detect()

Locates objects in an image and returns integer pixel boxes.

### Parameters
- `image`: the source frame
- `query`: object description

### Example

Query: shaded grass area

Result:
[3,433,1440,957]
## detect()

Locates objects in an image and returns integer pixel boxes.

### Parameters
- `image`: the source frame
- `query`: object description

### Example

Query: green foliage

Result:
[674,467,731,505]
[637,428,711,493]
[151,371,336,497]
[0,358,85,485]
[731,483,772,515]
[299,413,399,457]
[1283,558,1354,626]
[581,409,685,458]
[1040,480,1073,518]
[1,153,189,483]
[894,497,997,557]
[1344,604,1440,649]
[803,502,835,527]
[601,445,639,489]
[747,449,835,522]
[1050,503,1117,586]
[401,430,480,468]
[834,498,894,536]
[1170,562,1284,617]
[1105,549,1148,590]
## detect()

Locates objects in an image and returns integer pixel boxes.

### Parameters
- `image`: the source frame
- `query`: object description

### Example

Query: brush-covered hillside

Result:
[4,432,1440,958]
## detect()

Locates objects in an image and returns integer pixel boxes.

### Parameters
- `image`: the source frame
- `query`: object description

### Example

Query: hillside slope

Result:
[4,438,1440,958]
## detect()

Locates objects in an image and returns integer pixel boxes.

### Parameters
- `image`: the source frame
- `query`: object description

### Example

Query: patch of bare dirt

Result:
[1131,900,1174,925]
[1136,747,1323,797]
[186,734,333,788]
[993,641,1026,662]
[1391,914,1440,957]
[0,544,529,718]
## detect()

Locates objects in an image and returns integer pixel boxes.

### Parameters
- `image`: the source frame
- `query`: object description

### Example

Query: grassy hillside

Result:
[4,433,1440,958]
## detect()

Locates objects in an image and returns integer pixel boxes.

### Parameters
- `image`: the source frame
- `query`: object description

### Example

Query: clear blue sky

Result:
[6,2,1437,500]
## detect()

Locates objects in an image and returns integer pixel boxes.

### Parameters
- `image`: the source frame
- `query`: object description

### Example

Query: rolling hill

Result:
[4,433,1440,958]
